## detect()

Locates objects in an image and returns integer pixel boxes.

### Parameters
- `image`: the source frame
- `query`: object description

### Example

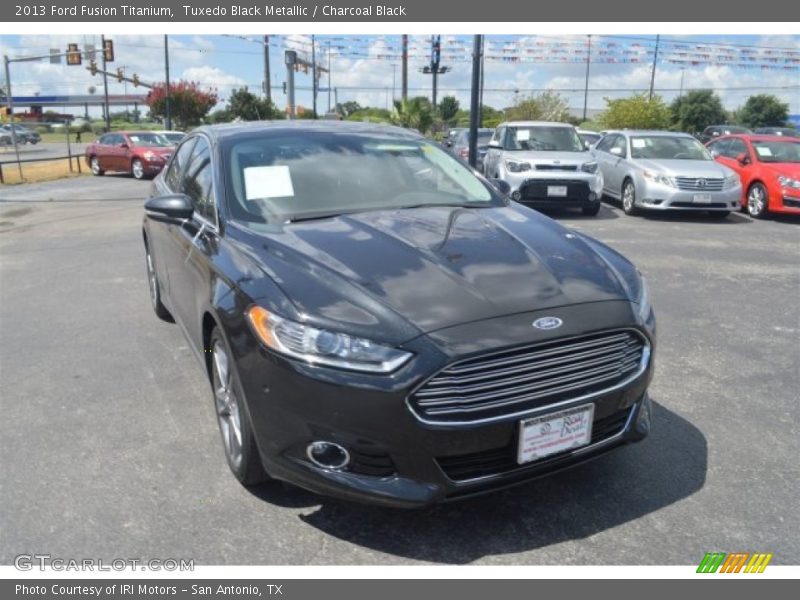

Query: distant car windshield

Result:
[457,131,493,146]
[162,133,184,143]
[751,140,800,163]
[504,126,583,152]
[225,131,496,224]
[128,133,169,147]
[630,136,712,160]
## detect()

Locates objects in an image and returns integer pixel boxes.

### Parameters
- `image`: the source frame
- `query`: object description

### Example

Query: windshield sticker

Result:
[632,139,647,148]
[244,165,295,200]
[516,129,531,141]
[755,146,773,157]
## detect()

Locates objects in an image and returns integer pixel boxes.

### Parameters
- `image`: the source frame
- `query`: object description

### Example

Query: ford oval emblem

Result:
[533,317,563,330]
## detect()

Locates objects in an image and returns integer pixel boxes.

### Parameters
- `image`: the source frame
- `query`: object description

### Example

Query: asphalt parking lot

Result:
[0,176,798,565]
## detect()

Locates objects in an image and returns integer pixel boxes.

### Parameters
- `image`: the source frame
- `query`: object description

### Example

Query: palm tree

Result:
[391,97,434,134]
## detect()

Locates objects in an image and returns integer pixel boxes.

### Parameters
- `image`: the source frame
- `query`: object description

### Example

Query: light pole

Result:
[582,35,592,122]
[164,35,171,130]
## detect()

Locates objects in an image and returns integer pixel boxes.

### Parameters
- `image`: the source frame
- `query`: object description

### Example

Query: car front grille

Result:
[783,197,800,209]
[436,406,633,481]
[535,164,578,171]
[675,177,725,191]
[519,179,591,201]
[409,330,647,424]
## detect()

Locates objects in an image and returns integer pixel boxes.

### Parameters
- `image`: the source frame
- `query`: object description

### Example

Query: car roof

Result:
[717,133,799,143]
[499,121,574,128]
[193,120,424,142]
[617,130,696,138]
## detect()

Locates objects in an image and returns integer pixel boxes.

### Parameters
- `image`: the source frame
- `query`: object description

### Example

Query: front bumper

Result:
[504,171,604,209]
[778,193,800,214]
[638,180,741,211]
[230,302,655,508]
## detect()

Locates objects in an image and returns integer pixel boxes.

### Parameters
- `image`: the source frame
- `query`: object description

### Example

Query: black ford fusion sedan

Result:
[142,121,656,508]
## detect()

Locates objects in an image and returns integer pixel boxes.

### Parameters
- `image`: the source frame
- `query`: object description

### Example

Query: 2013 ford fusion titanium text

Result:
[142,121,656,508]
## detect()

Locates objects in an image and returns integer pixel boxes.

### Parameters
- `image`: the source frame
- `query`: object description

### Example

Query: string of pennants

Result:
[267,35,800,72]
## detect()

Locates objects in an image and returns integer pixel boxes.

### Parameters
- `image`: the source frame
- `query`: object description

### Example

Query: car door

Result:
[592,134,616,195]
[723,137,754,193]
[148,136,197,308]
[600,135,627,196]
[161,136,217,348]
[95,134,114,170]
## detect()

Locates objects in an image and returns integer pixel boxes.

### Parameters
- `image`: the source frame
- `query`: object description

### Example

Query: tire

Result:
[582,203,601,216]
[621,179,640,216]
[90,156,104,176]
[131,158,145,180]
[209,328,270,486]
[707,211,730,219]
[746,182,769,219]
[144,241,173,322]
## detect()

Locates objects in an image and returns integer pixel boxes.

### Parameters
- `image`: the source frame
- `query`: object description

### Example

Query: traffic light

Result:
[66,43,81,66]
[89,60,97,76]
[132,74,140,87]
[116,68,124,83]
[103,39,114,62]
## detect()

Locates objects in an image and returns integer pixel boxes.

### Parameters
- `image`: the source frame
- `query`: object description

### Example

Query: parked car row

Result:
[0,123,41,145]
[476,121,798,220]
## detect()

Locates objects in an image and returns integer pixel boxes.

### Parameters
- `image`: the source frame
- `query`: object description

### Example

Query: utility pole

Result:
[582,35,592,121]
[100,34,111,131]
[391,64,397,103]
[164,35,172,130]
[648,34,660,101]
[327,40,332,112]
[468,35,482,169]
[479,42,485,127]
[311,34,317,119]
[679,67,686,99]
[401,34,408,101]
[263,35,271,103]
[432,35,439,108]
[285,50,296,119]
[3,55,23,179]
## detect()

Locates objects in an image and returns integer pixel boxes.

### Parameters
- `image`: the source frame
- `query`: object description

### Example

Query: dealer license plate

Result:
[517,404,595,464]
[693,194,712,203]
[547,185,568,197]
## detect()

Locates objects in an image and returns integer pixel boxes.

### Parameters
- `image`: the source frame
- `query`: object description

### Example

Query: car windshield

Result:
[128,133,170,147]
[458,131,493,146]
[630,136,712,160]
[504,126,584,152]
[225,131,497,224]
[751,140,800,163]
[162,133,184,143]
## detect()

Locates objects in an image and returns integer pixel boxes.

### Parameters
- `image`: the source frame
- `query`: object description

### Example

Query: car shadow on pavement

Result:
[639,211,751,224]
[248,400,706,564]
[536,204,619,221]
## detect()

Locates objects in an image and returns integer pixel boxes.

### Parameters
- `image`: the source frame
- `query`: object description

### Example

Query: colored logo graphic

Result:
[697,552,773,573]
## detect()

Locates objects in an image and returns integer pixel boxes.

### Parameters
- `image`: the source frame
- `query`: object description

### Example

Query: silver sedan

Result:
[592,131,741,217]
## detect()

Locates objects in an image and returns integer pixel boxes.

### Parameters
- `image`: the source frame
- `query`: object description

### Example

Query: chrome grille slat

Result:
[441,333,632,376]
[409,330,647,423]
[675,177,724,191]
[415,348,639,398]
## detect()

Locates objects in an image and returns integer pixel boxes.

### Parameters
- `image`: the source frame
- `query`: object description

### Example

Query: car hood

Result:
[234,205,634,342]
[635,159,733,178]
[759,162,800,178]
[503,150,592,167]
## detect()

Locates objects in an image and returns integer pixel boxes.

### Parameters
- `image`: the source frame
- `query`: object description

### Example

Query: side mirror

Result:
[710,150,721,159]
[736,153,750,165]
[145,194,194,222]
[490,178,511,196]
[488,141,502,149]
[610,147,624,157]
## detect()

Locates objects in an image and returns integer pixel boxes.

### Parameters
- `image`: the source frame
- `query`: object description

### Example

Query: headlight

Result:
[778,175,800,189]
[642,170,676,187]
[143,151,158,161]
[636,276,652,323]
[245,306,413,373]
[723,174,740,189]
[505,160,531,173]
[580,161,599,174]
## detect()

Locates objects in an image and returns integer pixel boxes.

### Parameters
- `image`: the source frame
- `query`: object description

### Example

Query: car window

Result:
[594,135,615,153]
[502,126,583,152]
[708,138,730,157]
[608,135,627,157]
[491,127,505,147]
[224,132,496,224]
[164,137,197,192]
[751,139,800,163]
[182,138,215,224]
[726,138,749,159]
[98,134,114,145]
[629,136,710,160]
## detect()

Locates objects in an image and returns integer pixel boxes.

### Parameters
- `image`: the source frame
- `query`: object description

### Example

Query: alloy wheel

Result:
[132,159,144,180]
[747,184,767,218]
[90,157,101,175]
[622,182,636,214]
[212,342,243,470]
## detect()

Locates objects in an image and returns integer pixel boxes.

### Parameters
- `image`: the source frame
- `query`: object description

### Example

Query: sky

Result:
[1,34,798,120]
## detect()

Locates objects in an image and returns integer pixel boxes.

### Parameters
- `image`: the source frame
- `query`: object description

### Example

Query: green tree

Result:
[735,94,789,129]
[227,87,281,121]
[145,81,218,130]
[505,91,572,122]
[208,109,233,124]
[346,107,392,123]
[599,93,671,130]
[390,96,434,134]
[336,101,362,117]
[438,95,460,122]
[670,90,726,133]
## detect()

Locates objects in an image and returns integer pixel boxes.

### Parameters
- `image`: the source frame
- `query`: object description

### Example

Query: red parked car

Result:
[85,131,174,180]
[707,134,800,218]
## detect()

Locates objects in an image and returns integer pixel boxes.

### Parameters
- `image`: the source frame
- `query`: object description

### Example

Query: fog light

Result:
[511,190,522,201]
[588,192,597,202]
[306,441,350,470]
